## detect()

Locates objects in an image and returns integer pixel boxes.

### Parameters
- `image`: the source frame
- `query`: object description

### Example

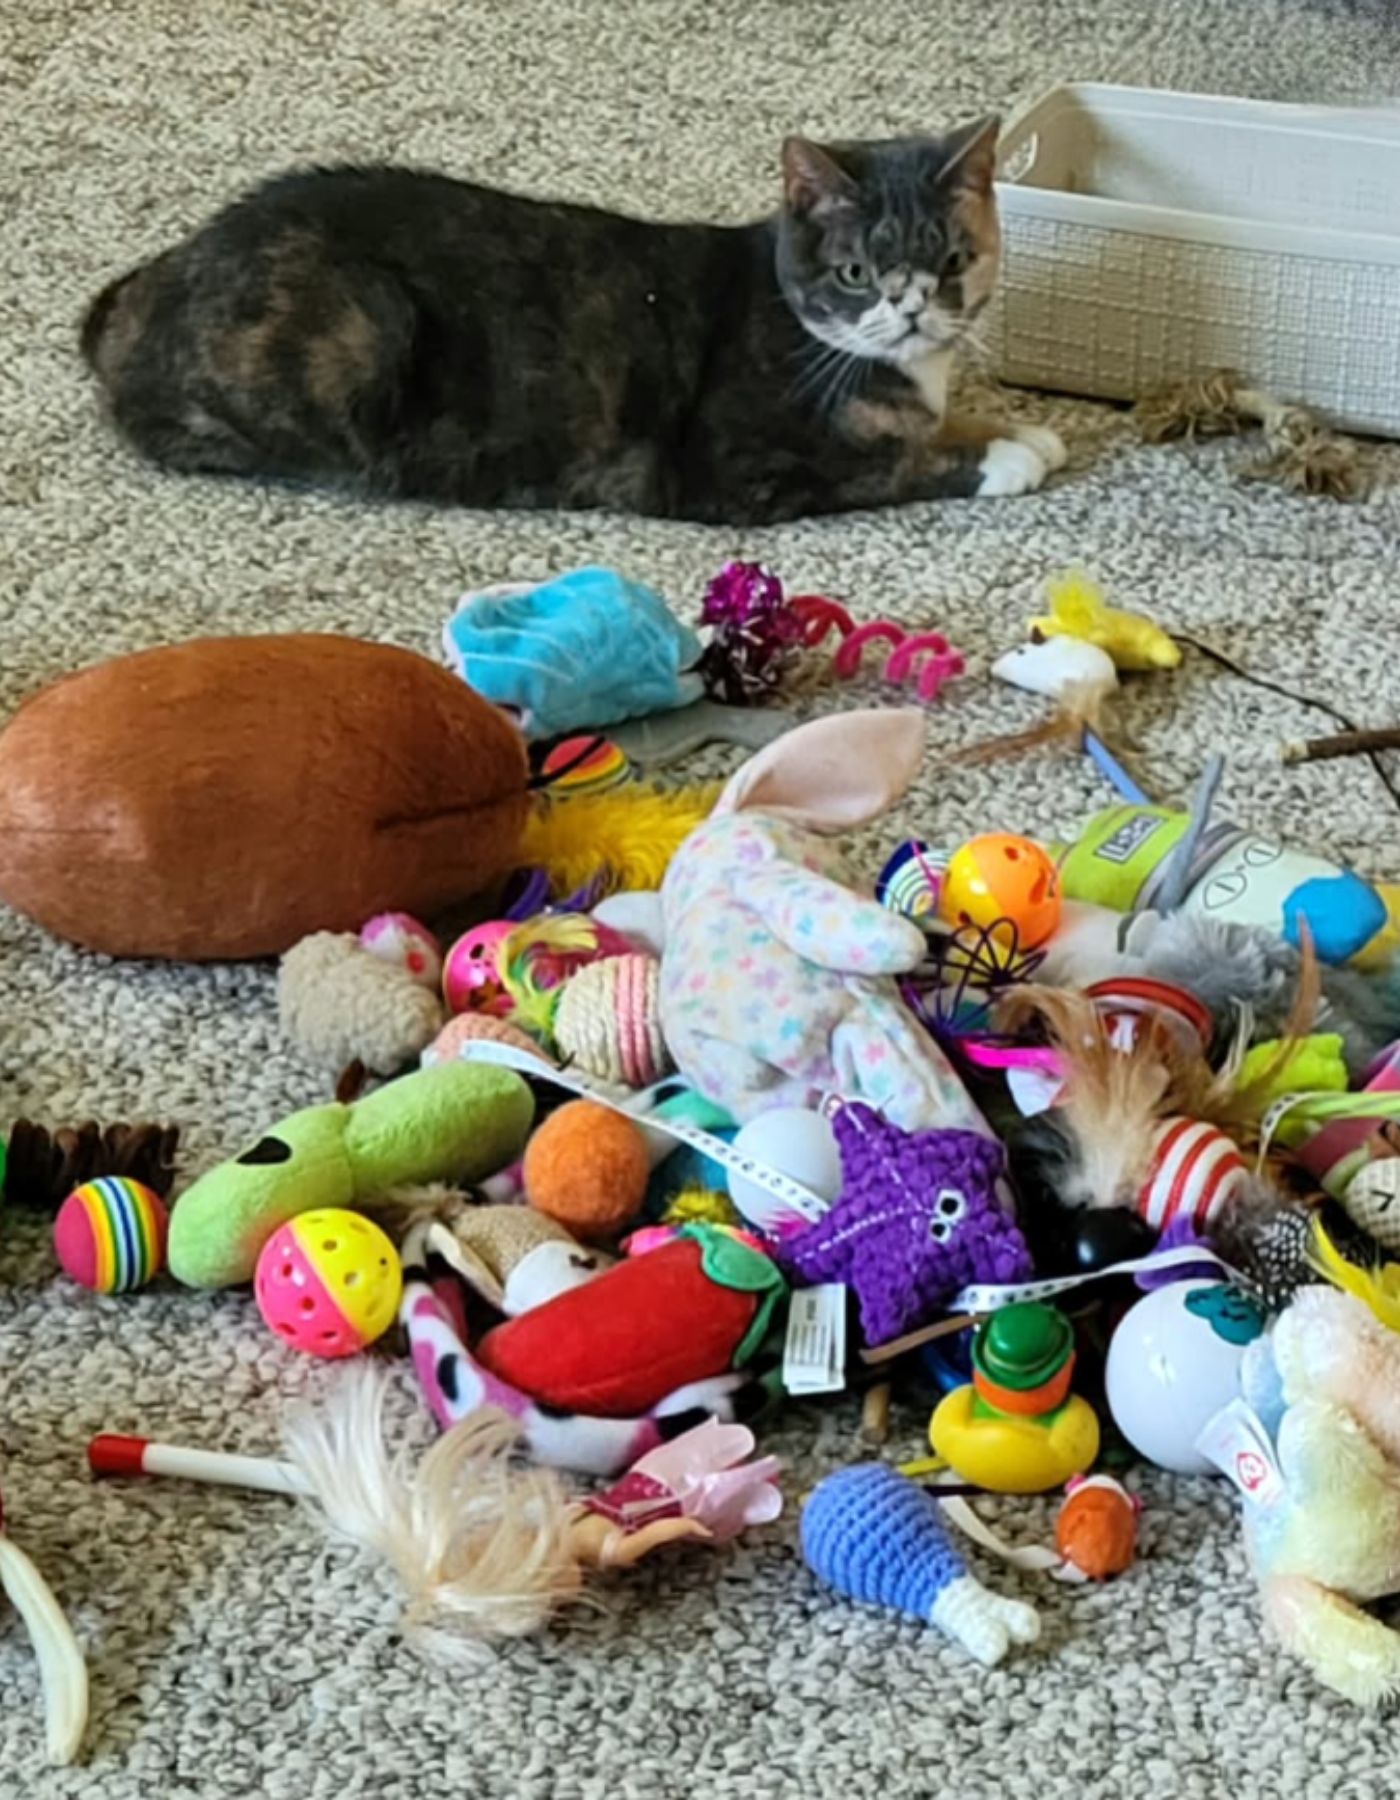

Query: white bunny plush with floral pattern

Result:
[659,710,983,1134]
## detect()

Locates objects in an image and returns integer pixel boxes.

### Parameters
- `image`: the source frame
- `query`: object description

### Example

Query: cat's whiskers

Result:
[789,338,871,419]
[956,315,993,372]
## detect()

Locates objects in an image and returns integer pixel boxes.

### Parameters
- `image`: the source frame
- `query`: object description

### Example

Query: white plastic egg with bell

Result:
[1105,1279,1266,1475]
[727,1107,843,1235]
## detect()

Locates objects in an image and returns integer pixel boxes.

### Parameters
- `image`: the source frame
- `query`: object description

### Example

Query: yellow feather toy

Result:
[520,784,719,898]
[1030,570,1181,673]
[497,913,603,1044]
[1309,1218,1400,1335]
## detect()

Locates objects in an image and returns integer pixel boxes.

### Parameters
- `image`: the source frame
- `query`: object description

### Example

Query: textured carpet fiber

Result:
[6,1,1400,1794]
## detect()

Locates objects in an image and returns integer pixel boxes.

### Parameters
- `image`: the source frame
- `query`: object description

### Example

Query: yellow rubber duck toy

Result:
[1030,570,1181,673]
[914,1302,1100,1496]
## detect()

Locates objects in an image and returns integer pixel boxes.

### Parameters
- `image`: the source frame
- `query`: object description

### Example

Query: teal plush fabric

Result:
[444,566,704,738]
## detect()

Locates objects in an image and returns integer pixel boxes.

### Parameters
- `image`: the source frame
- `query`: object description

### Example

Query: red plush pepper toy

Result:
[477,1225,785,1415]
[402,1221,787,1475]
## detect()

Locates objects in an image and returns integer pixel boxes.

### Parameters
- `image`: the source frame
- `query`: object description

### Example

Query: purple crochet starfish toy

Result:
[780,1104,1033,1347]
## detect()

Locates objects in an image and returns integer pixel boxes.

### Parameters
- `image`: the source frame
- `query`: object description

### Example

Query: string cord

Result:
[1171,632,1400,814]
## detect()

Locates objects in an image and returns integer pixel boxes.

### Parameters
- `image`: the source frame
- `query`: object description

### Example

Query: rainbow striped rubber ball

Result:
[54,1176,170,1293]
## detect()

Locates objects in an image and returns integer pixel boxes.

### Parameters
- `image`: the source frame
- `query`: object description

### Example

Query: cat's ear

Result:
[782,137,857,216]
[713,708,926,831]
[940,115,1001,196]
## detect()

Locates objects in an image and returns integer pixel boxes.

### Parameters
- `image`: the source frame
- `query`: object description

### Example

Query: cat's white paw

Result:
[976,437,1050,498]
[1013,422,1068,471]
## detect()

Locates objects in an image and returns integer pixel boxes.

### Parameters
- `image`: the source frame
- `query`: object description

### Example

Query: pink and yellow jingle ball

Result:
[53,1176,169,1293]
[255,1207,403,1358]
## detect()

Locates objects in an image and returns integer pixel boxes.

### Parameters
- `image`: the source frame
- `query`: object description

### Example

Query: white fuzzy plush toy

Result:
[1222,1276,1400,1705]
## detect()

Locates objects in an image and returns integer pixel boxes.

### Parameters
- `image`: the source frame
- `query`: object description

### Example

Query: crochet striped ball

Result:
[554,952,672,1088]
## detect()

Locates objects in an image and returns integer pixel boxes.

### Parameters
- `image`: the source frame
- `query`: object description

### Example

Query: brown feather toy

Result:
[998,938,1320,1214]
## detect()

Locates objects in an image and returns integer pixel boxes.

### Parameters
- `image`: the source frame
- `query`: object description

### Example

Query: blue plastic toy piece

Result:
[1282,873,1387,965]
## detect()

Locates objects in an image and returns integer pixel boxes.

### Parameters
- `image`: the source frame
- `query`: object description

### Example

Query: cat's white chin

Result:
[891,330,960,364]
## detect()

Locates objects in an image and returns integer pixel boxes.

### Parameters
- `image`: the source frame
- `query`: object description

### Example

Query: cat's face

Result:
[775,121,1001,366]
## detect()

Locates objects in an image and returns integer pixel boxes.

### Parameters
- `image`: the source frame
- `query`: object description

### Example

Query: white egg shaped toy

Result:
[727,1108,844,1235]
[1105,1279,1266,1475]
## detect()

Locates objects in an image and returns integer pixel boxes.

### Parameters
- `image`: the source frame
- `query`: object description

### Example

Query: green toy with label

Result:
[1054,803,1397,968]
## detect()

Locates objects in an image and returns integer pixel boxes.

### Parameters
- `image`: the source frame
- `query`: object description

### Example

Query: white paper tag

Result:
[1006,1064,1063,1117]
[782,1285,848,1395]
[1195,1399,1286,1509]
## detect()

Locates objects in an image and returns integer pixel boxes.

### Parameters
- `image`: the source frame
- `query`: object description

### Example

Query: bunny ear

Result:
[713,709,927,831]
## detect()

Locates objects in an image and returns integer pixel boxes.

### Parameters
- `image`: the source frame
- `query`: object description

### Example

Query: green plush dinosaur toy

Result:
[168,1061,534,1289]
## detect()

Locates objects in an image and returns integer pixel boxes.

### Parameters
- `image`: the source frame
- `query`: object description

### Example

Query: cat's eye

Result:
[943,249,971,279]
[834,261,869,291]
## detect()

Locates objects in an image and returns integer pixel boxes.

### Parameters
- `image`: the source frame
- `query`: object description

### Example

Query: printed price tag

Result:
[1196,1399,1286,1510]
[782,1285,848,1396]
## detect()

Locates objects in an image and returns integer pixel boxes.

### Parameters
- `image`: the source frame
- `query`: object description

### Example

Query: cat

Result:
[81,119,1065,525]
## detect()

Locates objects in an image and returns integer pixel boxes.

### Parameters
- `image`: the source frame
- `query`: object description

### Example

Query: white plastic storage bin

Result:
[985,85,1400,438]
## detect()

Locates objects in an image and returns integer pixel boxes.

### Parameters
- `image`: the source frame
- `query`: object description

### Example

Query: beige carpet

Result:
[6,1,1400,1794]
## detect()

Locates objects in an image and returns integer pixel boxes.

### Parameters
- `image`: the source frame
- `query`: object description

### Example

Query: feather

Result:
[1138,933,1324,1142]
[1029,570,1180,672]
[996,986,1179,1207]
[0,1532,88,1764]
[283,1367,588,1662]
[1212,934,1323,1128]
[1308,1220,1400,1335]
[519,784,719,897]
[498,912,601,1042]
[946,679,1113,769]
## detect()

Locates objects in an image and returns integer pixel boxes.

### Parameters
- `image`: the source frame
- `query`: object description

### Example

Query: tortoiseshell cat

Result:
[82,120,1065,525]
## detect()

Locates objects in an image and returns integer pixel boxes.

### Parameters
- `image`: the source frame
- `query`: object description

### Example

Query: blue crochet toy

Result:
[443,567,704,739]
[801,1463,1040,1666]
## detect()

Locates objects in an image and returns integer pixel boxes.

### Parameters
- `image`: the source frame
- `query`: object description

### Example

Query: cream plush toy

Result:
[1223,1281,1400,1705]
[278,930,445,1075]
[659,711,984,1135]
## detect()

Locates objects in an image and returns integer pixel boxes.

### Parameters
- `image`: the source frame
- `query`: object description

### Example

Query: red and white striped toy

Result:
[1086,977,1214,1057]
[1137,1117,1248,1231]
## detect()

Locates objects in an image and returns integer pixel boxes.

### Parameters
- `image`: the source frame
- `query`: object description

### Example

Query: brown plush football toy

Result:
[0,634,529,960]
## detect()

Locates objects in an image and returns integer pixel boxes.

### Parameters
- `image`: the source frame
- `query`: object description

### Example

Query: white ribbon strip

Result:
[440,1040,832,1224]
[936,1495,1086,1584]
[951,1243,1243,1315]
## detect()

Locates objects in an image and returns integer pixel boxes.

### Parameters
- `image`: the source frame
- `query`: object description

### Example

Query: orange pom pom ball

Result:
[523,1100,650,1242]
[938,832,1062,949]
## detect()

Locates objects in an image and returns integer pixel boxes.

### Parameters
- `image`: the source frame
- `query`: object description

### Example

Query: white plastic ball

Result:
[1105,1279,1265,1475]
[592,891,666,959]
[727,1108,843,1235]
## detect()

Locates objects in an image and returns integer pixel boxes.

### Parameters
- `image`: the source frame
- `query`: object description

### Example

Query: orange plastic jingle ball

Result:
[938,833,1062,949]
[522,1099,651,1243]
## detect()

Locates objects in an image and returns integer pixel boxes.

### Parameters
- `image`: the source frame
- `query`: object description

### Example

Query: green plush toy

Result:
[168,1062,534,1289]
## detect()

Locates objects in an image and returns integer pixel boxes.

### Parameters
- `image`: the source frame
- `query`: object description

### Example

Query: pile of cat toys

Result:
[11,558,1400,1766]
